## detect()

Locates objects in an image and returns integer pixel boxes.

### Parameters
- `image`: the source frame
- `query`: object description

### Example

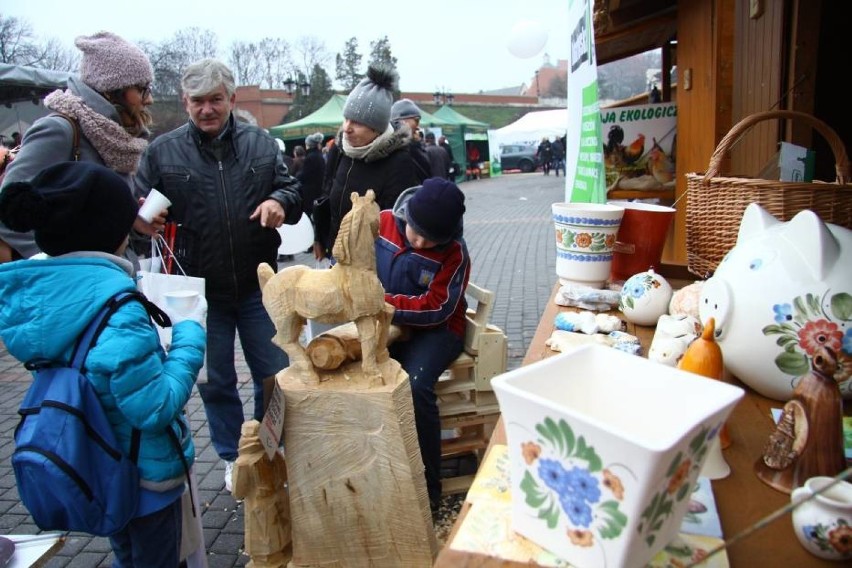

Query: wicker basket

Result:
[685,110,852,278]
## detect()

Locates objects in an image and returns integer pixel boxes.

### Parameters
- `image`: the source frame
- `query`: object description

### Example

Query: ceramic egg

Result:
[619,269,673,326]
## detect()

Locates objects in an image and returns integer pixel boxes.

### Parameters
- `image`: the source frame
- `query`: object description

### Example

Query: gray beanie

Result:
[305,132,324,149]
[391,98,421,127]
[343,64,398,133]
[75,31,154,93]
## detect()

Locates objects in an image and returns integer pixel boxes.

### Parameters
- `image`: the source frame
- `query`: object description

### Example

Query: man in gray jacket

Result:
[134,58,303,493]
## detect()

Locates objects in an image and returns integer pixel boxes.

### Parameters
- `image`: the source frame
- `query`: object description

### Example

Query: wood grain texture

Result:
[281,359,438,567]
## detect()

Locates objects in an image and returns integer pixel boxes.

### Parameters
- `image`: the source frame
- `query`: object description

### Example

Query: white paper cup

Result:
[163,290,199,314]
[138,188,172,223]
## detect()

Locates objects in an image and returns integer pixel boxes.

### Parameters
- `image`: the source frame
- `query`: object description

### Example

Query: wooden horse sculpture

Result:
[258,190,390,386]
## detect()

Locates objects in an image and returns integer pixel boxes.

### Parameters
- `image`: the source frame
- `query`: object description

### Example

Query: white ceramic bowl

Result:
[492,344,743,568]
[552,202,624,289]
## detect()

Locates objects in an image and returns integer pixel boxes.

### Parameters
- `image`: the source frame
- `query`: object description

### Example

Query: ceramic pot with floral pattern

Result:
[791,476,852,561]
[492,344,744,568]
[699,204,852,401]
[552,202,624,289]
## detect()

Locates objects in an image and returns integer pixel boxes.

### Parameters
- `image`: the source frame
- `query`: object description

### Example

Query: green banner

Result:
[570,84,606,203]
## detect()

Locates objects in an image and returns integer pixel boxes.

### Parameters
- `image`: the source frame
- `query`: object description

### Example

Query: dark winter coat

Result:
[296,146,325,216]
[317,127,419,255]
[134,116,303,302]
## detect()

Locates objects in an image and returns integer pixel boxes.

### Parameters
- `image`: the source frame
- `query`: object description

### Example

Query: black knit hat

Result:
[405,177,465,244]
[0,161,138,256]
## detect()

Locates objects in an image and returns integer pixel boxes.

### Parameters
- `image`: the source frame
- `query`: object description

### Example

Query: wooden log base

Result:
[281,359,439,566]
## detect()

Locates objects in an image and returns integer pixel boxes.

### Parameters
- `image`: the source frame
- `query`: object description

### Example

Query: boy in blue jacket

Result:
[0,161,206,566]
[375,177,471,513]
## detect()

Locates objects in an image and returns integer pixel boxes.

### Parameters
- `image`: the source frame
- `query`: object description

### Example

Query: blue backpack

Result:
[12,291,162,536]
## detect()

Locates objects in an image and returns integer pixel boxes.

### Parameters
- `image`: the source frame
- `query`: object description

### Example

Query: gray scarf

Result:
[44,89,148,174]
[342,124,395,160]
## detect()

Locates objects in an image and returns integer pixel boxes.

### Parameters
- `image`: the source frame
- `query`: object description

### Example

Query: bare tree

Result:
[291,35,330,84]
[141,28,220,98]
[0,15,78,72]
[257,37,291,89]
[228,40,265,86]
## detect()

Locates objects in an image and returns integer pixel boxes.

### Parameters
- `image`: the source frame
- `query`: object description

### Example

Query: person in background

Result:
[0,31,164,263]
[424,131,451,179]
[537,136,553,175]
[375,177,471,515]
[275,139,294,171]
[134,58,303,493]
[390,98,430,183]
[466,143,481,180]
[9,132,21,148]
[297,132,325,222]
[313,64,418,260]
[439,135,456,180]
[550,136,565,177]
[291,145,306,177]
[0,161,206,566]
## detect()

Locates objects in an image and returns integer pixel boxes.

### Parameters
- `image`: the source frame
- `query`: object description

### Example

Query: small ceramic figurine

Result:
[755,346,846,494]
[618,269,673,326]
[648,314,702,367]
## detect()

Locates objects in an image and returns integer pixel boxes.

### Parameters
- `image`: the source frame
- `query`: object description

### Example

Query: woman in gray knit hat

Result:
[312,64,419,259]
[0,31,162,262]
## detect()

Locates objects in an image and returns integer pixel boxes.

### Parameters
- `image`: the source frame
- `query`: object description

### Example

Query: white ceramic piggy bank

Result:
[699,204,852,401]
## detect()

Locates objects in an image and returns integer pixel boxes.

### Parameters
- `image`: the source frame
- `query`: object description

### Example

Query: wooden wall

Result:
[666,0,734,266]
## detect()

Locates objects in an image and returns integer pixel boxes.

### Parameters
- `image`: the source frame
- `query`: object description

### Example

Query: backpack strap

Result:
[67,290,169,465]
[48,112,81,162]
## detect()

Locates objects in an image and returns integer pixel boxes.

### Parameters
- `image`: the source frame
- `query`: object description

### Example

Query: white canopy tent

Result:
[493,108,568,148]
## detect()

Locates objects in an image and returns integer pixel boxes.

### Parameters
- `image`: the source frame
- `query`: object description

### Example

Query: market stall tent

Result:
[269,94,450,150]
[267,94,348,146]
[493,108,568,148]
[0,63,72,143]
[432,106,490,180]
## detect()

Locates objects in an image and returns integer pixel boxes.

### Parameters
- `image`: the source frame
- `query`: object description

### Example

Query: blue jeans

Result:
[109,498,181,567]
[389,326,464,508]
[199,290,288,461]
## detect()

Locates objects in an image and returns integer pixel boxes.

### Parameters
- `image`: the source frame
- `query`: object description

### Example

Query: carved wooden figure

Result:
[755,346,846,493]
[257,190,390,386]
[231,420,291,568]
[257,189,437,566]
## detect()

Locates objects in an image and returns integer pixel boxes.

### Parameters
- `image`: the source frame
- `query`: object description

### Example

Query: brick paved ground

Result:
[0,172,564,566]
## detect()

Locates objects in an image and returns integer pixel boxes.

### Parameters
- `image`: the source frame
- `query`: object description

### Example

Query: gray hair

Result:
[181,58,236,97]
[305,132,324,149]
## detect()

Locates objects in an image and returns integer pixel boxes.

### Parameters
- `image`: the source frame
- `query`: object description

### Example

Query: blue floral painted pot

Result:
[493,344,743,567]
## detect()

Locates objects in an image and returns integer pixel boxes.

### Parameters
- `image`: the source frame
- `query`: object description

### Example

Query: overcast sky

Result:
[5,0,571,94]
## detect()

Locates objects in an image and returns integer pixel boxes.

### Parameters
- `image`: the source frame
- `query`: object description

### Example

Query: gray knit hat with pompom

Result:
[343,64,398,133]
[75,31,154,93]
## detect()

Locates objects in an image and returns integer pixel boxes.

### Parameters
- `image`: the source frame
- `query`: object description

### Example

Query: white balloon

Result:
[507,20,548,59]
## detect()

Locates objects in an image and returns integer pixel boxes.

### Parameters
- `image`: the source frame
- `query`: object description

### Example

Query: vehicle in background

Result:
[498,143,539,173]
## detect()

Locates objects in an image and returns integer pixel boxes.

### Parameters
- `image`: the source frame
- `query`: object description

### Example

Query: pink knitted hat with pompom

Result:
[75,31,153,93]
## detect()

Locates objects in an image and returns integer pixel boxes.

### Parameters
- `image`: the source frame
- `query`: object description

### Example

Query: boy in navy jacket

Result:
[374,177,470,513]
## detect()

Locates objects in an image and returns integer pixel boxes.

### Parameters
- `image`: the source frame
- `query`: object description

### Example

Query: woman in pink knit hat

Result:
[0,31,162,262]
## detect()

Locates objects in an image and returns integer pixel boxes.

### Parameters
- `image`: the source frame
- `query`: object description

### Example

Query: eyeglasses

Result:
[134,84,152,99]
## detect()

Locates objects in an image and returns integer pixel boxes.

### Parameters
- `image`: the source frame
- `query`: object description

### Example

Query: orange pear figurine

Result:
[678,317,731,449]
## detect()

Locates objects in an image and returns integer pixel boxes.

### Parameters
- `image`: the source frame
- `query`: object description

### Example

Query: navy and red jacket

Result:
[375,199,470,338]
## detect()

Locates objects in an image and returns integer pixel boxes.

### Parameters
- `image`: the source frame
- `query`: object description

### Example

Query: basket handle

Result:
[704,110,850,184]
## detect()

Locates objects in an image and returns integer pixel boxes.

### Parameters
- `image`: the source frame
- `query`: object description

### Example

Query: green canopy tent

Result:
[432,106,490,180]
[269,94,452,152]
[267,94,348,148]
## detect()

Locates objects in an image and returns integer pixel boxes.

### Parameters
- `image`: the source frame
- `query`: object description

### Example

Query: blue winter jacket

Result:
[0,254,205,493]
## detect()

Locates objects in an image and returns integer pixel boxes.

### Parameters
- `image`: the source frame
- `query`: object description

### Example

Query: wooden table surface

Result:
[434,282,845,567]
